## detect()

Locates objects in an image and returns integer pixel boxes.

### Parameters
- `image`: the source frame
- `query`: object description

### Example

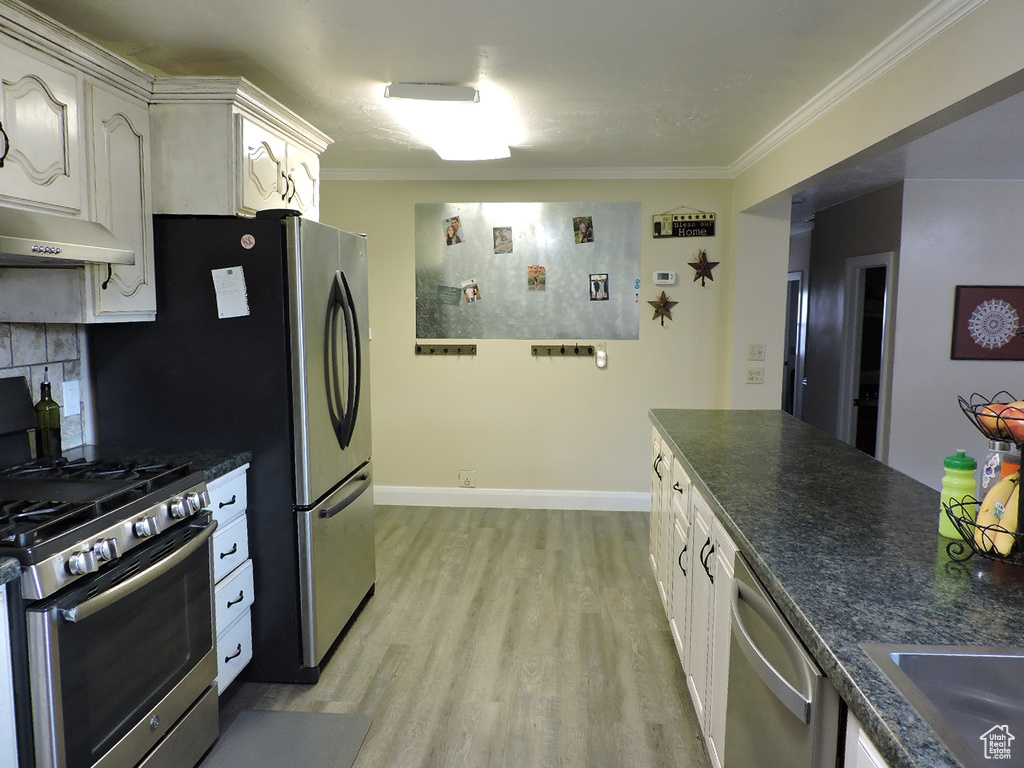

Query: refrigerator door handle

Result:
[326,270,362,451]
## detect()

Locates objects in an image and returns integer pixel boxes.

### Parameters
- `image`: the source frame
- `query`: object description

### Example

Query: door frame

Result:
[783,271,807,418]
[837,252,898,461]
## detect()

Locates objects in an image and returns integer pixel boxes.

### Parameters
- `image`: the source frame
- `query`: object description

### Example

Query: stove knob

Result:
[134,514,160,538]
[94,538,121,562]
[68,549,99,575]
[198,489,211,509]
[186,492,203,513]
[169,498,188,519]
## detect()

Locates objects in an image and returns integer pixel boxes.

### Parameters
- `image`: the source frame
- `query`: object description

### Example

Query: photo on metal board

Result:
[461,280,482,303]
[590,273,609,301]
[528,265,546,292]
[445,216,466,246]
[574,216,595,244]
[493,227,513,254]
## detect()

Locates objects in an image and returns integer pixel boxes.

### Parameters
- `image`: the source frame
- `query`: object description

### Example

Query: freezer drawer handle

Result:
[226,590,245,608]
[224,643,243,662]
[320,472,372,520]
[731,578,814,724]
[219,543,238,559]
[219,495,237,509]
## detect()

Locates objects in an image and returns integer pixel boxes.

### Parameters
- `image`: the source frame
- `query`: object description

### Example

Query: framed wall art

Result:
[951,285,1024,360]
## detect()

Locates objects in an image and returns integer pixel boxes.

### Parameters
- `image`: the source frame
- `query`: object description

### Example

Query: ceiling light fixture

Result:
[383,81,513,162]
[384,83,479,103]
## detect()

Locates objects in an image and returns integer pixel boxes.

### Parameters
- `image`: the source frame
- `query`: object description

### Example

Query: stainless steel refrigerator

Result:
[90,210,375,683]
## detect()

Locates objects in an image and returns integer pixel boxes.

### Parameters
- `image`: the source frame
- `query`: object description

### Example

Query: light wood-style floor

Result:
[222,506,710,768]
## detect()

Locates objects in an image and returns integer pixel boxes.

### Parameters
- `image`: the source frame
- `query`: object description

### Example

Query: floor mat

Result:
[199,710,371,768]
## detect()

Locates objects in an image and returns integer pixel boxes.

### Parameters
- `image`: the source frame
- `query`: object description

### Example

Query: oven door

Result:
[26,519,218,768]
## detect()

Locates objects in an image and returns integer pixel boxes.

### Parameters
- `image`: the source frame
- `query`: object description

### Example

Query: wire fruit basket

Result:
[946,392,1024,564]
[943,498,1024,565]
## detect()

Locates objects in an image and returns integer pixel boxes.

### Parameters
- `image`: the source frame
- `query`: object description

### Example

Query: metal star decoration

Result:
[648,291,678,326]
[689,249,719,286]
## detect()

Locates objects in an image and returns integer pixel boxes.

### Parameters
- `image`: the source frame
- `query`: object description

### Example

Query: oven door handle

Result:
[61,521,217,623]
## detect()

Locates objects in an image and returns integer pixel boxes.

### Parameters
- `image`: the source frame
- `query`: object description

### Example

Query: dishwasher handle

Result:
[731,578,814,724]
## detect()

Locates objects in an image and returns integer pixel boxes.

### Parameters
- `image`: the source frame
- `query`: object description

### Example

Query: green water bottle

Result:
[34,367,62,459]
[940,449,976,539]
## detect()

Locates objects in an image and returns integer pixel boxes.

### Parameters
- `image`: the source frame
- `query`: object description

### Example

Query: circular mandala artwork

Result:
[968,299,1020,349]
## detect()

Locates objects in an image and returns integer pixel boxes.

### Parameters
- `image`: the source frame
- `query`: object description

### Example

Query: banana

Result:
[974,471,1019,552]
[993,483,1022,556]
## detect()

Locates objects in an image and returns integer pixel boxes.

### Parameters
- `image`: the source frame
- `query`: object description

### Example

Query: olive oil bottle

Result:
[35,367,62,459]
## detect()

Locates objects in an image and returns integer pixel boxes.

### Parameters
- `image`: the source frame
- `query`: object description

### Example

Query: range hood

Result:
[0,207,135,266]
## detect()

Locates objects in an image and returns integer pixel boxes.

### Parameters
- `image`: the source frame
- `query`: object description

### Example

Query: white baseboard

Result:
[373,485,650,512]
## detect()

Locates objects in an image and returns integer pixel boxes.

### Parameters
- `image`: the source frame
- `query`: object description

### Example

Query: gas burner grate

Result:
[0,457,175,483]
[0,498,97,547]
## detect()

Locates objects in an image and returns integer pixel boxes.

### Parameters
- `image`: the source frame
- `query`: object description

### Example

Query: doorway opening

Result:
[782,272,806,417]
[839,253,897,460]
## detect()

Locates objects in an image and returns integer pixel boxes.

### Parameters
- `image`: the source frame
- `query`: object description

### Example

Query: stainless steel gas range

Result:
[0,455,219,768]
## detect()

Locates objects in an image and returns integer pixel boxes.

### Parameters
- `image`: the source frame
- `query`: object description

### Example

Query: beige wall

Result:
[733,0,1024,213]
[320,179,737,501]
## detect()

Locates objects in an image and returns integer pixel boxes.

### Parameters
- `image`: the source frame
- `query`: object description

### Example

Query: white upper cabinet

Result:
[85,83,156,320]
[150,78,331,221]
[0,1,157,323]
[0,42,84,213]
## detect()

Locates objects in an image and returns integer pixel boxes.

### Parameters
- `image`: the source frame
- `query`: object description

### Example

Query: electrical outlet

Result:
[745,366,765,384]
[747,343,766,361]
[458,470,476,488]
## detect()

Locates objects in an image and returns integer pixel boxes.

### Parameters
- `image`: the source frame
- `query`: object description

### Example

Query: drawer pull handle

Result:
[219,495,237,509]
[219,543,238,559]
[225,643,242,662]
[226,590,245,608]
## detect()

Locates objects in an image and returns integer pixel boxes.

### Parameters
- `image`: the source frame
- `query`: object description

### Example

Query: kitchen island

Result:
[651,409,1024,768]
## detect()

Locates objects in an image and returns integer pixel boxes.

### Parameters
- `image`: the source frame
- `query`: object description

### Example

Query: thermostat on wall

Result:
[653,270,676,285]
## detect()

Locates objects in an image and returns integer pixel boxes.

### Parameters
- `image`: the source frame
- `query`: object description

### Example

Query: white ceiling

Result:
[12,0,1024,220]
[16,0,940,173]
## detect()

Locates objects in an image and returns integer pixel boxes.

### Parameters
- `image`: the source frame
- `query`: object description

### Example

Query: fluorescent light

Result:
[384,83,479,103]
[382,82,515,161]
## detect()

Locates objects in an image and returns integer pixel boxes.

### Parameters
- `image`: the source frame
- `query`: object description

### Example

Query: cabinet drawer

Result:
[213,515,249,582]
[208,466,248,526]
[216,609,253,694]
[214,559,255,637]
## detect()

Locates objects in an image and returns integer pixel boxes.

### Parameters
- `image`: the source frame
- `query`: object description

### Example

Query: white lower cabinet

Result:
[208,464,254,693]
[0,587,17,765]
[650,448,735,768]
[845,713,893,768]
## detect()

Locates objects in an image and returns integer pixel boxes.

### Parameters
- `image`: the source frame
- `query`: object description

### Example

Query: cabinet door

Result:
[670,514,690,670]
[86,84,156,320]
[650,430,664,579]
[0,589,17,765]
[657,443,674,610]
[0,44,83,212]
[845,712,893,768]
[238,115,286,214]
[687,493,715,735]
[707,518,736,768]
[284,142,320,220]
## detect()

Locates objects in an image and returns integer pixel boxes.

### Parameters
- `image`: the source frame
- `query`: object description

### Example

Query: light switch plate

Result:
[745,366,765,384]
[63,380,81,416]
[747,343,766,361]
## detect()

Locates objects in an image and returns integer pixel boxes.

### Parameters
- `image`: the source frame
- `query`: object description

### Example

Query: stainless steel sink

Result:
[862,644,1024,768]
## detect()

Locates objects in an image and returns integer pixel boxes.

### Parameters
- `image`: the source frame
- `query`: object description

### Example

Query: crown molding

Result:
[0,0,154,102]
[321,165,732,182]
[728,0,987,176]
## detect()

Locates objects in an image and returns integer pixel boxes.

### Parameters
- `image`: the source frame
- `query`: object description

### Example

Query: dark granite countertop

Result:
[62,444,251,483]
[0,558,18,587]
[650,409,1024,768]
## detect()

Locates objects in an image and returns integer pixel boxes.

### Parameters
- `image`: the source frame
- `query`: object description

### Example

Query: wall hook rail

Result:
[415,344,477,356]
[531,344,595,357]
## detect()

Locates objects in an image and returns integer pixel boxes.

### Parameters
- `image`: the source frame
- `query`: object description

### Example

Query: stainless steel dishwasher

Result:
[723,553,842,768]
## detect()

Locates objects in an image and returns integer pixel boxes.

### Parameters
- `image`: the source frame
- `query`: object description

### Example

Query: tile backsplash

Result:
[0,322,84,449]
